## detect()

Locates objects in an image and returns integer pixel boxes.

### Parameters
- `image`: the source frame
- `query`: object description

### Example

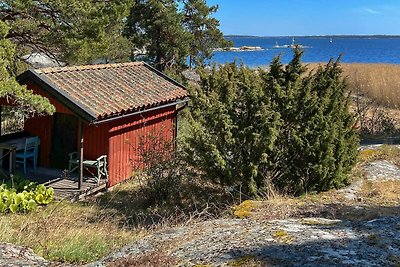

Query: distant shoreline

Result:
[236,62,400,70]
[214,46,264,52]
[225,35,400,39]
[211,37,400,65]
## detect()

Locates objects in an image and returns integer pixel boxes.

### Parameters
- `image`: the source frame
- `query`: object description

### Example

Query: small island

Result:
[214,45,264,52]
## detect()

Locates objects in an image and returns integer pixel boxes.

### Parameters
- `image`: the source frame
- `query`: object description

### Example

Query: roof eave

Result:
[93,97,190,125]
[17,69,97,123]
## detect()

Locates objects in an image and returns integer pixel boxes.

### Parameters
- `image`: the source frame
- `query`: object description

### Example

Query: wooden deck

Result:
[2,166,107,201]
[43,177,107,201]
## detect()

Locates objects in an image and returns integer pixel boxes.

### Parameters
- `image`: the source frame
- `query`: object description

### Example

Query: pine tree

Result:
[0,21,54,115]
[1,0,131,64]
[125,0,228,71]
[125,0,190,71]
[0,0,131,115]
[181,0,231,68]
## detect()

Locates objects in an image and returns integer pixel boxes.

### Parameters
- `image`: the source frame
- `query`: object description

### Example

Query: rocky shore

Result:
[214,46,264,52]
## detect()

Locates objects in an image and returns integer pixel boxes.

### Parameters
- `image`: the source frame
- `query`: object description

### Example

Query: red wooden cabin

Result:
[12,62,188,187]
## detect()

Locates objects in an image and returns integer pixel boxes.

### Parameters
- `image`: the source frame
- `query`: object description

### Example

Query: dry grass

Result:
[251,187,400,222]
[357,145,400,164]
[0,201,138,263]
[359,180,400,204]
[249,145,400,221]
[96,177,233,230]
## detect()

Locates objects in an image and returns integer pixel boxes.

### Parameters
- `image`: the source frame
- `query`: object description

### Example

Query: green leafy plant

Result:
[0,180,54,213]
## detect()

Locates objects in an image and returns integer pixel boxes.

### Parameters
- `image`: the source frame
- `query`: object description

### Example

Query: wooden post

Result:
[8,148,13,175]
[78,120,84,189]
[0,105,2,136]
[12,148,16,175]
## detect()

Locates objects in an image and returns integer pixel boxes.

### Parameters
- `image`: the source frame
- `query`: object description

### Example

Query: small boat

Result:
[289,37,304,48]
[273,37,306,49]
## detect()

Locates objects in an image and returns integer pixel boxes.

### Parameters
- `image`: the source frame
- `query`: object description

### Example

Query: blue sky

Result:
[206,0,400,36]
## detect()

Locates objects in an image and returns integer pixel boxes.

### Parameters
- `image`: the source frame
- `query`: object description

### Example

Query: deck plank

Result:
[3,166,107,201]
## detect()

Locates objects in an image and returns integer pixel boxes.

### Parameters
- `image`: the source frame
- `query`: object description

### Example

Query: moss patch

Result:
[232,200,260,219]
[300,218,340,226]
[228,255,263,267]
[273,229,293,243]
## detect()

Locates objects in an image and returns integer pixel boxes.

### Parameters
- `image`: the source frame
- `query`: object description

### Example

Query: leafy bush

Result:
[186,48,359,197]
[0,180,54,213]
[129,129,185,205]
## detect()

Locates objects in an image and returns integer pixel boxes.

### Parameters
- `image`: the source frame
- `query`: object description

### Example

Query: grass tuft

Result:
[0,201,138,263]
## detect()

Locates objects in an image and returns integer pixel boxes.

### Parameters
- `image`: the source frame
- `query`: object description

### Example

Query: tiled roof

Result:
[33,62,189,119]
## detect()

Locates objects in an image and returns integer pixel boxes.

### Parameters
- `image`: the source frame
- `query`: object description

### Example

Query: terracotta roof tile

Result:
[34,62,189,118]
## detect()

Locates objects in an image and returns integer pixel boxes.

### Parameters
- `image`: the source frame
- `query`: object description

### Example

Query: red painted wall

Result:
[24,115,53,166]
[83,123,109,161]
[107,106,176,186]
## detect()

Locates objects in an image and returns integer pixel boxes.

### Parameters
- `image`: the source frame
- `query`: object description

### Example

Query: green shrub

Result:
[0,180,54,213]
[185,48,359,196]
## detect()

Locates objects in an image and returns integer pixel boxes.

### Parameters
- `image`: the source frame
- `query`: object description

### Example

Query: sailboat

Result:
[273,37,306,49]
[289,37,304,48]
[330,37,333,43]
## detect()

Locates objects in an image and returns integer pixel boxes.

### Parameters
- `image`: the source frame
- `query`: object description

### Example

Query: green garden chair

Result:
[68,152,109,184]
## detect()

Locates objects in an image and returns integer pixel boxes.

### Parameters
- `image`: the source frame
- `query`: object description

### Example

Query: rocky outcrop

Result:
[88,216,400,267]
[0,243,49,267]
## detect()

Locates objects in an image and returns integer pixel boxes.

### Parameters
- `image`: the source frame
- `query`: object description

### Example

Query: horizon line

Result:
[224,34,400,38]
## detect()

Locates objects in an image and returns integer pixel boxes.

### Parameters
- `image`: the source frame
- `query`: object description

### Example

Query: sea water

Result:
[209,36,400,67]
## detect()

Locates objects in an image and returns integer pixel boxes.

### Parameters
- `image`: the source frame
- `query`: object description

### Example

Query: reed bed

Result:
[342,63,400,108]
[307,63,400,108]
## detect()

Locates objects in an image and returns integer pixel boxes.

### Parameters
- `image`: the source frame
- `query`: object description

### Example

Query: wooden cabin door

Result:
[50,113,78,169]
